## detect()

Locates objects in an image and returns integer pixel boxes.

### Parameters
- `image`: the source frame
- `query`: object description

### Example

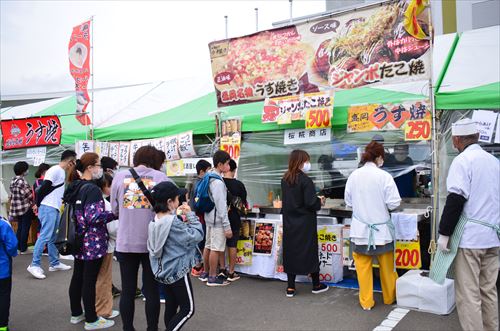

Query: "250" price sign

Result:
[404,119,431,141]
[306,108,332,129]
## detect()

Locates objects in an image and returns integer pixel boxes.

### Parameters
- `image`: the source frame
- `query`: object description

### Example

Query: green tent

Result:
[436,25,500,110]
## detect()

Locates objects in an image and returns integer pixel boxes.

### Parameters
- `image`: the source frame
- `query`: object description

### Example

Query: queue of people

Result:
[2,117,498,331]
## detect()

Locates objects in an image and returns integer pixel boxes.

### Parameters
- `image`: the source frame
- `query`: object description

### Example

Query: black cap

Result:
[372,134,384,143]
[150,181,186,202]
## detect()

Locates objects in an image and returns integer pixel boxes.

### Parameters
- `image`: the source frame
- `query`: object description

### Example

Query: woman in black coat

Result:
[281,149,329,297]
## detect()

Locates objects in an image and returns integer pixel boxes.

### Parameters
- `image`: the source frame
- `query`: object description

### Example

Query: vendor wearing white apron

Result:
[345,141,401,310]
[430,118,500,331]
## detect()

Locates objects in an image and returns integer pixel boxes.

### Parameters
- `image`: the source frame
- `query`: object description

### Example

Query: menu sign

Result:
[209,0,431,107]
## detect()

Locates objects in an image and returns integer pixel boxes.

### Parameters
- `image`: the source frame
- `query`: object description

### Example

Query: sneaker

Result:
[206,275,230,287]
[286,288,296,298]
[84,317,115,330]
[191,266,203,277]
[112,285,121,297]
[227,272,240,282]
[102,310,119,319]
[199,272,209,282]
[27,265,46,279]
[362,306,372,311]
[42,252,49,256]
[160,298,166,304]
[311,283,329,294]
[70,313,85,324]
[49,262,71,272]
[134,288,143,299]
[218,269,228,279]
[19,250,31,255]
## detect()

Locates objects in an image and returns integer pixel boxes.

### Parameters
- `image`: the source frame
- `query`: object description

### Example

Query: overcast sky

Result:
[0,0,326,96]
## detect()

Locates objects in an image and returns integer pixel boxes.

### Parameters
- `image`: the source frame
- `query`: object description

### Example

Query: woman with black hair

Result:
[9,161,34,254]
[66,153,116,330]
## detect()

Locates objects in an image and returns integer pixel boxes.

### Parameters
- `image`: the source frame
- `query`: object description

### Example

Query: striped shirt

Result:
[9,176,33,217]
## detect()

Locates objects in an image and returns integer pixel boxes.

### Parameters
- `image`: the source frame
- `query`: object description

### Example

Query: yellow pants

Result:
[353,250,398,309]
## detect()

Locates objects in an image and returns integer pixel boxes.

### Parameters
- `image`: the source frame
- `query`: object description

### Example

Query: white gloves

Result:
[437,235,450,252]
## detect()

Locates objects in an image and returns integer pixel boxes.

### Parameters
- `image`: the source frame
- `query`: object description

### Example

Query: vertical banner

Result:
[95,141,109,157]
[317,225,343,283]
[178,131,196,158]
[220,118,242,162]
[68,20,92,126]
[76,140,94,158]
[108,142,119,163]
[118,142,130,167]
[165,136,181,161]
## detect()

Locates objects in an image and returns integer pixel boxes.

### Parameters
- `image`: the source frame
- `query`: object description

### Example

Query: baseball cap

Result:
[150,181,186,202]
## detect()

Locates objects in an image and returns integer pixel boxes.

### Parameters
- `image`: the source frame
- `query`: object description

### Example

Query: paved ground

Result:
[9,254,462,331]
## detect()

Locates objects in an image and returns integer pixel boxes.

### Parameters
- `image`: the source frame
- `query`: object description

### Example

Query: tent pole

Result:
[427,2,439,264]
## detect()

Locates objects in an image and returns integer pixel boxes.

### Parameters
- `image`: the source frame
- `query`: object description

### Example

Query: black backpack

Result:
[54,181,90,255]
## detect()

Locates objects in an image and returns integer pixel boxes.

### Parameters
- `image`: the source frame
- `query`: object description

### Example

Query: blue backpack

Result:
[194,173,223,213]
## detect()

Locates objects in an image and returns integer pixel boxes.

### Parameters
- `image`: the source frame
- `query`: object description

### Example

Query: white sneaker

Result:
[102,310,119,319]
[27,265,46,279]
[84,317,115,330]
[70,313,85,324]
[49,262,72,272]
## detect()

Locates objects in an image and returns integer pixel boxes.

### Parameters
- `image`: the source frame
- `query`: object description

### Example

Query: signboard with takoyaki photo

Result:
[209,0,431,107]
[253,222,276,256]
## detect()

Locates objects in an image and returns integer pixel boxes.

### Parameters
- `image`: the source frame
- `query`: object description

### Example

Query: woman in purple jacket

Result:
[66,152,116,330]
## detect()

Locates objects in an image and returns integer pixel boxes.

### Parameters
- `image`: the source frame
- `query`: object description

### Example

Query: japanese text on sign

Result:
[1,116,62,150]
[284,128,331,145]
[236,240,253,266]
[317,225,343,283]
[262,92,334,124]
[347,100,431,133]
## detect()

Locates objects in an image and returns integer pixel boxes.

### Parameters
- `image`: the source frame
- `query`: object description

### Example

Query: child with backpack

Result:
[0,216,18,331]
[148,181,203,331]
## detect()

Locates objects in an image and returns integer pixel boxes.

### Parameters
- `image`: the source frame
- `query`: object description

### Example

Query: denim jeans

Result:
[31,205,60,267]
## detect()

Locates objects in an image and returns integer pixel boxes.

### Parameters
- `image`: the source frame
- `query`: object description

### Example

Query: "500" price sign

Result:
[306,108,332,129]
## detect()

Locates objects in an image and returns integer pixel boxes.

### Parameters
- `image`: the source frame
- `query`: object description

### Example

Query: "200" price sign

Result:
[395,240,421,269]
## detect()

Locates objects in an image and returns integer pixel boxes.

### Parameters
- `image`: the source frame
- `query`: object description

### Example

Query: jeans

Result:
[69,258,103,323]
[162,274,195,331]
[117,252,160,331]
[16,209,33,252]
[32,205,60,267]
[0,277,12,328]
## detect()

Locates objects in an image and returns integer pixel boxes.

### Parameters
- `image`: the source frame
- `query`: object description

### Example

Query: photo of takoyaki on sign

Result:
[253,222,276,256]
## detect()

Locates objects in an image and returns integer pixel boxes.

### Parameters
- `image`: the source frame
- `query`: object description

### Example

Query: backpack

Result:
[35,180,64,207]
[194,173,223,213]
[54,181,90,255]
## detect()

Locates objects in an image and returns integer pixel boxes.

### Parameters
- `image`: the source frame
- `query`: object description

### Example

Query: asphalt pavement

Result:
[9,254,462,331]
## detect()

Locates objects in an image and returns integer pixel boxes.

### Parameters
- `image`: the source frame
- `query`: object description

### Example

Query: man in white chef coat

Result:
[435,118,500,331]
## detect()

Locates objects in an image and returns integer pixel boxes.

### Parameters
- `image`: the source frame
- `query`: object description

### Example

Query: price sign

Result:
[395,240,421,269]
[404,118,431,141]
[306,108,331,129]
[236,240,253,265]
[220,137,241,160]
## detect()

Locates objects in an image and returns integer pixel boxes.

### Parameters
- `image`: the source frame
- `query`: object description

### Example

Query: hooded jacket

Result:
[148,211,203,284]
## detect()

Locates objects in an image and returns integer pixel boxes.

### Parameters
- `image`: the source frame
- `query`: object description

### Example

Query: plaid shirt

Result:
[9,176,33,217]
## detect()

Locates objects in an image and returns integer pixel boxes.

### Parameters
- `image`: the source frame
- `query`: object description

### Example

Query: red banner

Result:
[1,116,62,150]
[69,20,92,126]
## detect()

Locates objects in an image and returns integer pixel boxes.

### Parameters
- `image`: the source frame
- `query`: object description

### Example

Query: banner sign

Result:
[262,91,334,127]
[284,128,331,145]
[95,141,109,157]
[76,140,94,158]
[118,142,130,167]
[209,0,430,107]
[347,99,431,140]
[220,118,242,162]
[317,225,343,283]
[472,110,498,143]
[236,240,253,266]
[1,116,62,150]
[178,131,196,158]
[26,147,47,166]
[69,20,92,125]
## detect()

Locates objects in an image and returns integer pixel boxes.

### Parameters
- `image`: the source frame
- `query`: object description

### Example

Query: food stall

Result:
[207,0,439,284]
